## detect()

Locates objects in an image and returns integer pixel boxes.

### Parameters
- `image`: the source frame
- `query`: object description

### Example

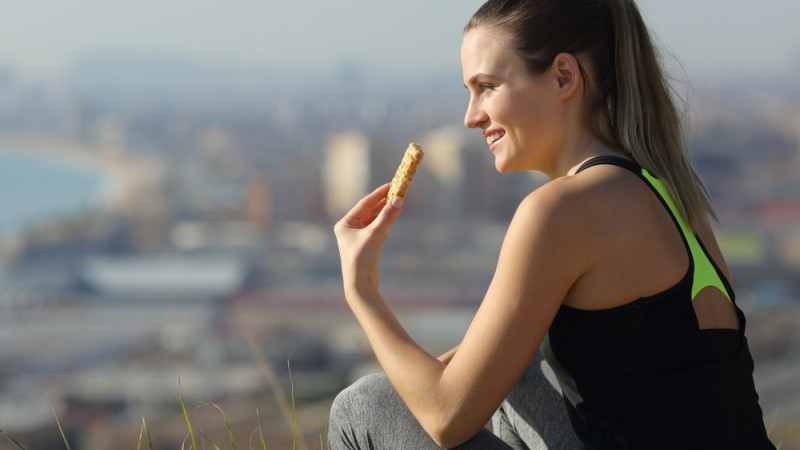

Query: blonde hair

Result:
[466,0,716,229]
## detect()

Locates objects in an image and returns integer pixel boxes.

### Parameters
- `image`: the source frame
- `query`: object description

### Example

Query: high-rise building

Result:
[324,131,371,220]
[422,126,468,217]
[245,175,272,230]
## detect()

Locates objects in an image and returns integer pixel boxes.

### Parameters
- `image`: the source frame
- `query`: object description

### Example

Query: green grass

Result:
[178,378,198,450]
[2,400,299,450]
[137,417,154,450]
[290,360,297,450]
[767,407,800,450]
[201,402,237,450]
[1,402,74,450]
[0,359,327,450]
[50,403,71,450]
[0,427,28,450]
[254,409,267,450]
[3,387,798,449]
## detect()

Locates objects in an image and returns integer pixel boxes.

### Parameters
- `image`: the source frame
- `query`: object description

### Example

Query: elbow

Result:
[430,433,464,449]
[423,413,476,449]
[429,427,471,449]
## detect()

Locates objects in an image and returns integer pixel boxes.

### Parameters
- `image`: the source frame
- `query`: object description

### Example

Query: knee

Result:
[328,373,396,448]
[329,373,392,425]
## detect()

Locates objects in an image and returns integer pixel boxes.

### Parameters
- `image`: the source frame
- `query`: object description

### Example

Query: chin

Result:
[494,156,510,173]
[494,159,521,174]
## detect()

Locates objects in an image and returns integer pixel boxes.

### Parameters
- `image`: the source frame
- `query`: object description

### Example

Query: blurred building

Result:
[79,253,248,300]
[422,126,467,218]
[323,131,371,220]
[245,175,272,230]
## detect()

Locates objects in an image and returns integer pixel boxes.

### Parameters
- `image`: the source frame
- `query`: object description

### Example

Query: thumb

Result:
[371,195,404,231]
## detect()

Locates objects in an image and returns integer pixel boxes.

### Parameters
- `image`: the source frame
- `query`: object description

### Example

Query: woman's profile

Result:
[328,0,775,448]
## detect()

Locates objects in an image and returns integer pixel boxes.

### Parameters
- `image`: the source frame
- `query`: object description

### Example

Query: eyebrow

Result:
[464,72,491,89]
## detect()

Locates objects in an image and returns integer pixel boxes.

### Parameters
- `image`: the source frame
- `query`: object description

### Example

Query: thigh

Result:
[492,352,582,449]
[329,373,513,450]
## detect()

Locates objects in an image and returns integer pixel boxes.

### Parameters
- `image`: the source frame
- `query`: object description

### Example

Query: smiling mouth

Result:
[486,131,505,146]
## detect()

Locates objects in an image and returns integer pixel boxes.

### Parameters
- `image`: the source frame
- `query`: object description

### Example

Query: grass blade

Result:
[768,407,779,441]
[198,430,221,450]
[243,330,307,450]
[179,378,198,450]
[201,403,237,450]
[0,428,28,449]
[50,403,72,450]
[288,360,296,450]
[257,409,266,450]
[326,414,330,450]
[137,420,144,450]
[137,417,154,450]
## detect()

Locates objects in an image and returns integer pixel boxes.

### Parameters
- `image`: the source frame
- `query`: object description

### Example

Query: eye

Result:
[480,83,496,92]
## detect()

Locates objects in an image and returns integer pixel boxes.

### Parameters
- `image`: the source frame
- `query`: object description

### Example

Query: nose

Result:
[464,97,487,129]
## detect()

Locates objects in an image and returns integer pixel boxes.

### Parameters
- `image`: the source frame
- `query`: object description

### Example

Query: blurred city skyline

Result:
[1,1,799,447]
[1,0,799,83]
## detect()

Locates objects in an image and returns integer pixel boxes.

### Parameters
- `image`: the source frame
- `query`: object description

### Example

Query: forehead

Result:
[461,27,523,80]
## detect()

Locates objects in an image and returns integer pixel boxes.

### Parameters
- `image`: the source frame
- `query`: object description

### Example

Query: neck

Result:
[546,132,619,179]
[540,96,621,178]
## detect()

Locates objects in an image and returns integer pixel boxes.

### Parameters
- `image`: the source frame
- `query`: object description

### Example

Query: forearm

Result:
[344,283,461,440]
[333,187,492,446]
[345,282,446,387]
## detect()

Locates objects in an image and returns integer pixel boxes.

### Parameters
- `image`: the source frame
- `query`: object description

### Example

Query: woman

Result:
[329,0,774,448]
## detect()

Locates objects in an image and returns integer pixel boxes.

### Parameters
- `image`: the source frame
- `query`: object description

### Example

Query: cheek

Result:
[486,96,512,122]
[515,102,550,135]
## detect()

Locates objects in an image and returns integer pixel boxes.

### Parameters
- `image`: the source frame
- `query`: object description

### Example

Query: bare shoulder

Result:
[508,165,665,281]
[513,167,630,237]
[501,171,628,280]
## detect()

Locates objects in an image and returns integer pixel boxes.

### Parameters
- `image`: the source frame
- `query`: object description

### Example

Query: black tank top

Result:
[539,156,774,449]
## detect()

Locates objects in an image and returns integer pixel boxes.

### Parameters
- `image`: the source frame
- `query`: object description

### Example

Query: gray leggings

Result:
[328,352,582,449]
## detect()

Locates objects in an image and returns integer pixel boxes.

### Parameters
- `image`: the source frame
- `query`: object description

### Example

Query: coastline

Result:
[0,133,161,213]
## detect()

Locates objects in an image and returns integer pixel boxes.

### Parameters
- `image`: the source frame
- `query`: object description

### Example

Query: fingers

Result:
[371,196,404,232]
[358,199,386,227]
[343,183,391,222]
[335,185,405,239]
[333,187,405,284]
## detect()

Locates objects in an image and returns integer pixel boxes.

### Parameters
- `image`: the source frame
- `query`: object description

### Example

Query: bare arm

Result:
[438,345,459,365]
[334,182,592,447]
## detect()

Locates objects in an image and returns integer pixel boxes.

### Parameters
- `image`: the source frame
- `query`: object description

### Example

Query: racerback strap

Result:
[575,155,734,304]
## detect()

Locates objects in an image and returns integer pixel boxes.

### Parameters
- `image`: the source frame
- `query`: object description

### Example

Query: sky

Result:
[1,0,799,83]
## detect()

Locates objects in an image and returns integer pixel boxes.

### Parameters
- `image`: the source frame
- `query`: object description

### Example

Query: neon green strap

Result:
[640,170,732,304]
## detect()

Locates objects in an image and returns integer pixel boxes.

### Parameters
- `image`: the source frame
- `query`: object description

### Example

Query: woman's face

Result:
[461,27,566,174]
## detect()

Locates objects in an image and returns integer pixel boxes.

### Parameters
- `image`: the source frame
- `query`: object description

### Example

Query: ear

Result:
[550,53,582,100]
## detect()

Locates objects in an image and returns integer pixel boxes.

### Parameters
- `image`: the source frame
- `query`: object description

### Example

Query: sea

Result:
[0,150,110,236]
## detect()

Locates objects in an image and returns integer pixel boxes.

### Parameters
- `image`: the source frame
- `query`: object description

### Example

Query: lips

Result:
[486,131,505,146]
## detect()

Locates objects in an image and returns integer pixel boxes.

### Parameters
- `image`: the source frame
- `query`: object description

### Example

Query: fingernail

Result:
[391,196,403,209]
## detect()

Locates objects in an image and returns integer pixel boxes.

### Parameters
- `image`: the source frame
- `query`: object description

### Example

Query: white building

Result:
[323,131,371,220]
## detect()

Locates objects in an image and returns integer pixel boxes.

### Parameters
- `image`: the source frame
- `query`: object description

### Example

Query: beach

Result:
[0,133,162,215]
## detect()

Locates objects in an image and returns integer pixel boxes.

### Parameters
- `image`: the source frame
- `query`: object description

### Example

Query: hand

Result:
[333,183,404,292]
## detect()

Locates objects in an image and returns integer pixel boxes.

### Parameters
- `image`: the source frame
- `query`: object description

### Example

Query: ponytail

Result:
[605,0,716,229]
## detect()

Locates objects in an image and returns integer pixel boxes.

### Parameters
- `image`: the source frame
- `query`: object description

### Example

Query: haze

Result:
[1,0,798,82]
